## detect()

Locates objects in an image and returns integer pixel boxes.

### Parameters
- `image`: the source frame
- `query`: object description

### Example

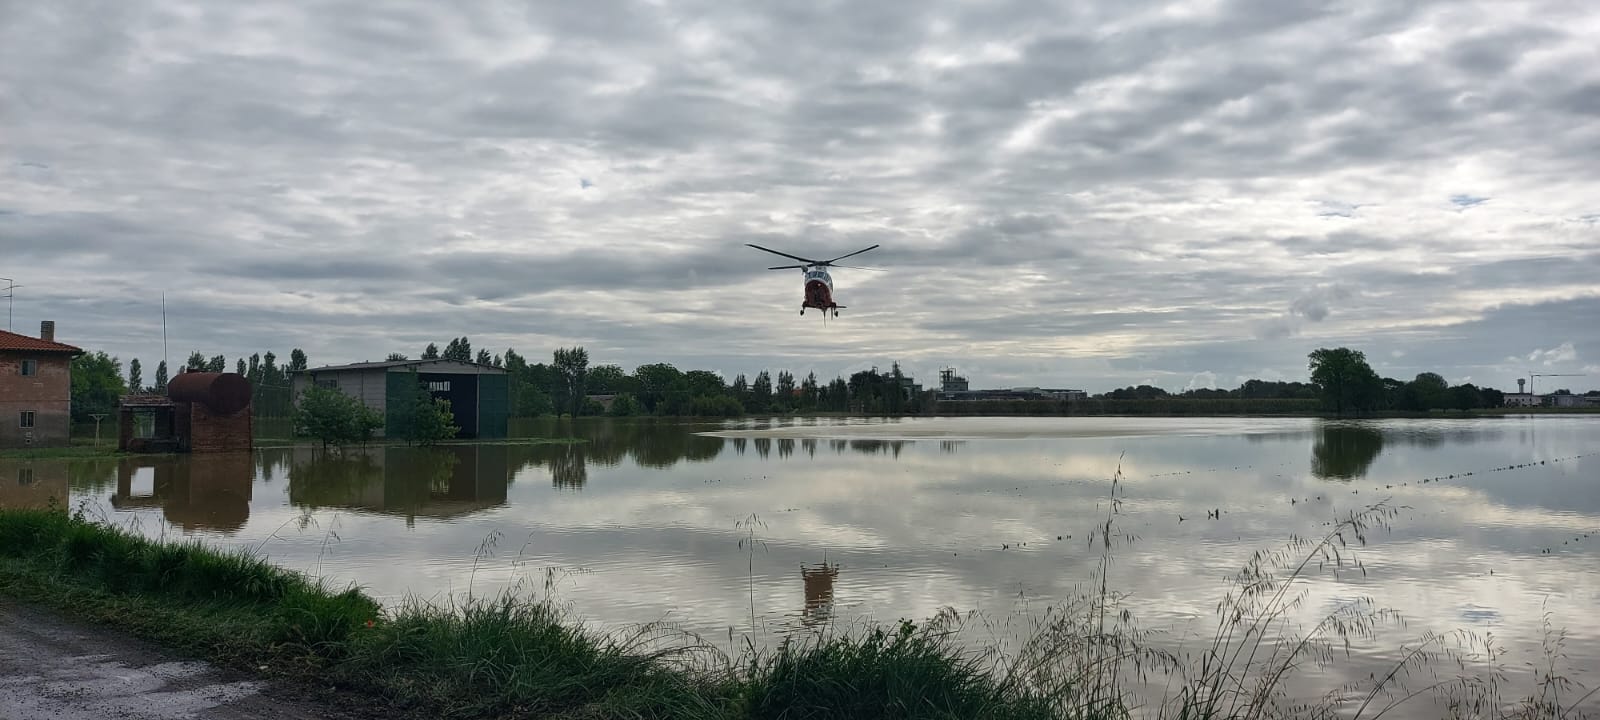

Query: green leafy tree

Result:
[1308,347,1383,414]
[587,364,629,394]
[443,337,472,363]
[207,354,226,373]
[608,393,642,417]
[552,347,589,415]
[776,371,796,412]
[1407,372,1449,411]
[295,385,382,449]
[154,360,170,391]
[388,371,459,445]
[289,348,308,372]
[234,358,246,376]
[70,352,127,422]
[475,349,492,365]
[247,354,261,384]
[185,351,207,371]
[634,363,684,412]
[801,371,820,409]
[751,371,773,413]
[421,343,440,360]
[386,352,408,361]
[127,358,143,394]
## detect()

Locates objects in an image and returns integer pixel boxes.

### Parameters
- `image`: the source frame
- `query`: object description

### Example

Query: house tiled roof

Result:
[0,329,82,354]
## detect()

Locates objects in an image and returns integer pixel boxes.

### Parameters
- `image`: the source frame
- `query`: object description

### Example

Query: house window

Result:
[20,359,37,376]
[317,379,340,390]
[19,411,35,428]
[17,468,33,486]
[428,381,451,392]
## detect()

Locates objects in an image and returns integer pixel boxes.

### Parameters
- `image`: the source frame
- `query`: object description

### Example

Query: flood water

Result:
[6,415,1598,714]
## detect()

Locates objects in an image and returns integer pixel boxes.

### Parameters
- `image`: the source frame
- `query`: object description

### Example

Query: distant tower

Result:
[939,368,969,392]
[1517,378,1526,394]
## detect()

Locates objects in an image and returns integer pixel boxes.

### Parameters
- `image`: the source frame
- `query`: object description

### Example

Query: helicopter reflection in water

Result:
[801,561,841,628]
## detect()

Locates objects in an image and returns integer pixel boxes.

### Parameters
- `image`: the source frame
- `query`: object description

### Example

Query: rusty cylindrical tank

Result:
[166,372,253,415]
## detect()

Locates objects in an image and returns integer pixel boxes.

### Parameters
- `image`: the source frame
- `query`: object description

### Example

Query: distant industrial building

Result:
[291,359,509,439]
[936,367,1085,402]
[0,321,82,449]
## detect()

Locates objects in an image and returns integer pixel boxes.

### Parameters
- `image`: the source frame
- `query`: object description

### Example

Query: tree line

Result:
[1307,347,1506,413]
[394,337,926,418]
[67,347,309,422]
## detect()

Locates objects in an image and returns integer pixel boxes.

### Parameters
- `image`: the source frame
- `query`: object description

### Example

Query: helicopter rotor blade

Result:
[832,265,884,271]
[767,264,808,270]
[824,244,880,264]
[746,243,820,265]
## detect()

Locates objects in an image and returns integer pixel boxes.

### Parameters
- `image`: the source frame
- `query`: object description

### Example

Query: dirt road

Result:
[0,602,367,720]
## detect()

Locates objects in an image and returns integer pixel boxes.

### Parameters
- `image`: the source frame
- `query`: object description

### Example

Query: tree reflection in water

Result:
[1310,422,1385,480]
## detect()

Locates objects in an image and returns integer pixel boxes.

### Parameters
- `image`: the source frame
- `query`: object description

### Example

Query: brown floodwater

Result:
[5,415,1597,715]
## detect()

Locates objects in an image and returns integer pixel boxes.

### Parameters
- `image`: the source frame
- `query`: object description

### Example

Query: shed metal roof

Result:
[294,358,507,375]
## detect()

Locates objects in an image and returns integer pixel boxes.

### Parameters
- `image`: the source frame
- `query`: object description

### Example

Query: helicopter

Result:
[746,243,880,317]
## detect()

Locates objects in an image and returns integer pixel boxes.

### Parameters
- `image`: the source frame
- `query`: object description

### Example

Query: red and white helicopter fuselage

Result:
[746,242,880,318]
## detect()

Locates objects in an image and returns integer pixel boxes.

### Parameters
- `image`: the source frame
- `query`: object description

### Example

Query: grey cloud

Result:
[1,0,1597,394]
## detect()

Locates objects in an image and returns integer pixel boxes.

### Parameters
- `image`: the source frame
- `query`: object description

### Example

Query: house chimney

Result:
[40,320,55,343]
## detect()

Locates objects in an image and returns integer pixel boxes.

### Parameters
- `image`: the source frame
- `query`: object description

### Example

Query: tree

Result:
[185,351,207,371]
[127,358,143,394]
[289,348,308,372]
[776,371,796,412]
[587,364,629,394]
[247,354,261,384]
[552,347,589,416]
[235,358,246,376]
[751,371,773,413]
[801,372,820,409]
[154,360,170,391]
[609,393,643,417]
[1307,347,1383,415]
[386,353,408,361]
[71,352,126,422]
[294,385,382,449]
[635,363,684,412]
[421,343,440,360]
[207,354,226,373]
[443,337,472,363]
[1408,372,1449,411]
[475,349,492,366]
[388,371,459,445]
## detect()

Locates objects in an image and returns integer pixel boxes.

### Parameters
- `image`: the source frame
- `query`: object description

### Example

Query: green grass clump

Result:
[737,620,1058,720]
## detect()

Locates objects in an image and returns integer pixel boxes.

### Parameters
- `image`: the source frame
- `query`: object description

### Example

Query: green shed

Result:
[292,359,510,440]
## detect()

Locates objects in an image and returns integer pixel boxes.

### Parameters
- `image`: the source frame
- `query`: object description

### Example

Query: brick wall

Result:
[0,352,72,449]
[189,402,253,453]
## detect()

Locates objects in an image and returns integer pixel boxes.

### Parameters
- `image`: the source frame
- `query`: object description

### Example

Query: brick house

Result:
[0,321,83,449]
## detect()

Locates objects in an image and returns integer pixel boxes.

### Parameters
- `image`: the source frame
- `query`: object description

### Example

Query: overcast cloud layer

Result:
[3,0,1598,392]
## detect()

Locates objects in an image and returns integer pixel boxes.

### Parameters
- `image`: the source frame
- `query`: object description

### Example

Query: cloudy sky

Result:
[3,0,1598,393]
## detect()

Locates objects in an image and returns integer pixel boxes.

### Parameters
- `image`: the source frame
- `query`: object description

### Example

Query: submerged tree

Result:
[552,346,589,416]
[388,370,459,445]
[295,385,382,449]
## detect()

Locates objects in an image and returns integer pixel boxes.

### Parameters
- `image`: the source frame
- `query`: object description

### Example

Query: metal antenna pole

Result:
[0,278,17,332]
[161,292,169,375]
